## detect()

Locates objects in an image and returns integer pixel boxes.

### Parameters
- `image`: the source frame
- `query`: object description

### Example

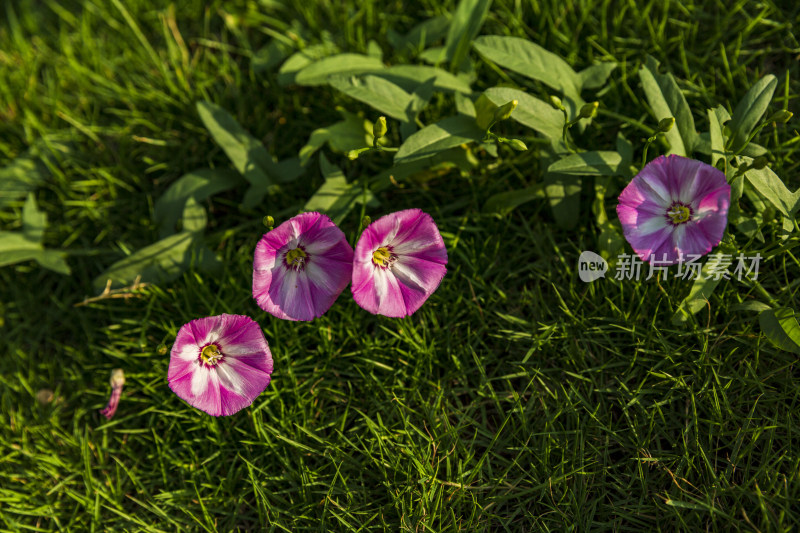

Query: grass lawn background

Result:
[1,0,799,530]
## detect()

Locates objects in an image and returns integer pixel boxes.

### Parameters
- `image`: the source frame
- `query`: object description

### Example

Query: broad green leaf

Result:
[252,39,293,73]
[197,101,300,208]
[304,154,375,225]
[708,106,731,167]
[671,246,736,324]
[638,56,696,155]
[299,109,374,166]
[366,40,383,60]
[0,149,49,208]
[93,231,201,291]
[473,35,580,94]
[371,65,472,94]
[329,75,414,121]
[578,62,617,90]
[22,193,47,242]
[443,0,491,71]
[484,87,563,141]
[547,151,623,176]
[473,35,582,116]
[387,15,451,52]
[759,307,800,354]
[0,194,69,274]
[483,184,545,215]
[544,174,582,229]
[394,115,484,164]
[730,301,771,313]
[744,162,800,217]
[473,93,501,130]
[154,168,241,237]
[181,197,207,233]
[728,75,777,153]
[277,42,339,85]
[370,147,477,193]
[616,133,634,169]
[294,54,385,86]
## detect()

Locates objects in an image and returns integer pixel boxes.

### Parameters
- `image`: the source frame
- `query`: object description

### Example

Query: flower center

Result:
[200,344,223,366]
[372,246,397,268]
[285,247,308,270]
[665,202,692,225]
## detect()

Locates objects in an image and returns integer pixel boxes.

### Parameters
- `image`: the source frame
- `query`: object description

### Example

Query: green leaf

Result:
[196,101,300,209]
[671,247,736,324]
[759,307,800,354]
[443,0,491,71]
[708,106,731,167]
[277,43,339,86]
[93,231,204,291]
[371,65,472,94]
[577,62,617,90]
[394,115,484,164]
[473,36,582,115]
[744,162,800,218]
[593,177,625,263]
[329,75,414,121]
[388,15,451,52]
[299,109,374,166]
[483,87,563,140]
[544,174,582,229]
[252,39,293,73]
[154,168,241,237]
[483,184,545,215]
[727,75,777,153]
[181,197,207,233]
[304,154,375,225]
[294,54,385,86]
[547,151,623,176]
[0,194,69,274]
[638,56,697,156]
[0,148,50,208]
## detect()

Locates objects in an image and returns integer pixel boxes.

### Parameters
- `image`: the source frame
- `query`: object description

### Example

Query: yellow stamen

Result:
[666,204,691,224]
[200,344,223,365]
[285,247,307,267]
[372,247,394,267]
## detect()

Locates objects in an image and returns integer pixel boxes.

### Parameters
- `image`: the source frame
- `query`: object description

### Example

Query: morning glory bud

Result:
[579,101,599,119]
[658,117,675,132]
[263,215,274,229]
[493,100,518,122]
[549,95,564,110]
[507,139,528,151]
[767,110,793,124]
[361,215,371,227]
[751,156,768,170]
[373,116,387,139]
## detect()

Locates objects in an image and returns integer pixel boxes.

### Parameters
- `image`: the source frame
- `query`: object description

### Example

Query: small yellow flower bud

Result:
[507,139,528,151]
[263,215,274,229]
[549,95,564,110]
[361,215,371,227]
[579,101,599,119]
[373,116,387,139]
[768,110,793,124]
[658,117,675,132]
[493,100,518,122]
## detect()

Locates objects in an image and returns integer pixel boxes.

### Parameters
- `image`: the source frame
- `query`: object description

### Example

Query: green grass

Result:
[1,0,799,530]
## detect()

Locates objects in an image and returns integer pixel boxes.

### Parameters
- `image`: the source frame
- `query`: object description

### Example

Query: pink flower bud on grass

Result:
[100,368,125,419]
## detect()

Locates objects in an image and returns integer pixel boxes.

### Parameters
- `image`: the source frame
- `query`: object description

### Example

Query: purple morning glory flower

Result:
[616,154,731,264]
[253,212,354,321]
[168,314,273,417]
[352,209,448,317]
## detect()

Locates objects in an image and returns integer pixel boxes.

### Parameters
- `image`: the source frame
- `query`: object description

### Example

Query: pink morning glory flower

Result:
[253,212,354,321]
[616,154,731,264]
[167,314,273,417]
[352,209,448,317]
